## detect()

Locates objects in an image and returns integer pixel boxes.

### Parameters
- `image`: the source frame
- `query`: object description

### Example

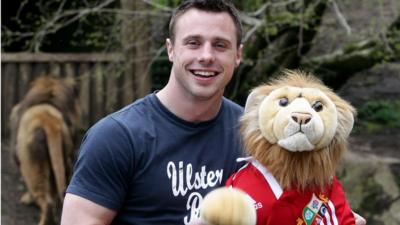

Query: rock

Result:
[339,63,400,108]
[339,150,400,225]
[338,63,400,225]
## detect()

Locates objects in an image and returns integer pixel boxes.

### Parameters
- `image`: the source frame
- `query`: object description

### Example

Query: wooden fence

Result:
[1,52,138,138]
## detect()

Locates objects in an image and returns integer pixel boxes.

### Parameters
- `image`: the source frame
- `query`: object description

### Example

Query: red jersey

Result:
[226,158,355,225]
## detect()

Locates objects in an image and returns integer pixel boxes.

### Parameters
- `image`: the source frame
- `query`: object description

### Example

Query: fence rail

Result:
[1,52,134,138]
[2,52,124,62]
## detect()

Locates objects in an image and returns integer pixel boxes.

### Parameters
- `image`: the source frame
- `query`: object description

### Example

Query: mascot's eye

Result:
[312,101,323,112]
[279,97,289,107]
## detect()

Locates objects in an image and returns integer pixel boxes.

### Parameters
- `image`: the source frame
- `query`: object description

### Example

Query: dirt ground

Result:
[1,140,40,225]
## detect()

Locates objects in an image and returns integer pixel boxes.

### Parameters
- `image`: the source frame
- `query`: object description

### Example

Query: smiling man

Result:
[60,1,366,225]
[61,1,245,225]
[157,2,243,122]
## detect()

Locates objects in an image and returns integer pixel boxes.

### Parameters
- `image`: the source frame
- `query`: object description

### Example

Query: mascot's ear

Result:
[244,85,274,113]
[325,90,356,139]
[336,102,356,138]
[244,91,259,113]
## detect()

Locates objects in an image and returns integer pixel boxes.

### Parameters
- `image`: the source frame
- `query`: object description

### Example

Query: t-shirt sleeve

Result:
[66,116,135,211]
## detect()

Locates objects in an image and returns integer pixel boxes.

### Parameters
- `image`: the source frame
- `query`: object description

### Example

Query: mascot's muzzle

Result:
[257,85,342,153]
[276,98,325,152]
[291,112,312,125]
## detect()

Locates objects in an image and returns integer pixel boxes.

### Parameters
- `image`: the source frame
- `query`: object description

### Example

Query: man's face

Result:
[166,8,243,101]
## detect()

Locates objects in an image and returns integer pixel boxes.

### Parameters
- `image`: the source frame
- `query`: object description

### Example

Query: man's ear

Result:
[166,38,174,62]
[235,44,243,67]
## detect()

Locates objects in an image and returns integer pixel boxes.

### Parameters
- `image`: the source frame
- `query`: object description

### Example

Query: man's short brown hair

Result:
[169,0,243,47]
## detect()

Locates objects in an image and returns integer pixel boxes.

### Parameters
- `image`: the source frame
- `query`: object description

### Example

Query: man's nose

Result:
[199,43,215,64]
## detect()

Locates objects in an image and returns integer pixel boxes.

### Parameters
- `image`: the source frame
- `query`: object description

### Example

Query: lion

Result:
[199,70,357,225]
[10,76,81,225]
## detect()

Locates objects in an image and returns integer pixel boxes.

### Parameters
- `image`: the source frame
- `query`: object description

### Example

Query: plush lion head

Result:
[241,70,355,190]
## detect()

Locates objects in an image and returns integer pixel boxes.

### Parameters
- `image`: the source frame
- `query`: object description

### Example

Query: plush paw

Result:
[200,187,256,225]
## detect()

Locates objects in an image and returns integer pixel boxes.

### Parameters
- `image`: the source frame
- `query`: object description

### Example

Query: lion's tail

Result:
[42,107,73,202]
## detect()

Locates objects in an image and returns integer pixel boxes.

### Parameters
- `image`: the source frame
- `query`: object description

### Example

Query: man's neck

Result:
[156,87,223,123]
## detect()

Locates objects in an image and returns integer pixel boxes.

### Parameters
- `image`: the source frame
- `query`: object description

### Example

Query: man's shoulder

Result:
[105,94,158,124]
[115,94,154,115]
[222,97,243,108]
[222,97,244,114]
[89,94,155,131]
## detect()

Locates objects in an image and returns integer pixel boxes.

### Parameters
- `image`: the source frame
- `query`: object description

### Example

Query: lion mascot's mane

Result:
[240,70,355,190]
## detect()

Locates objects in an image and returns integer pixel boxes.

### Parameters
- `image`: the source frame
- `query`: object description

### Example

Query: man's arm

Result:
[353,211,366,225]
[61,193,117,225]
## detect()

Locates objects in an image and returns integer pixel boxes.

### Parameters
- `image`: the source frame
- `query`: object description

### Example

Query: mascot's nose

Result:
[291,112,312,125]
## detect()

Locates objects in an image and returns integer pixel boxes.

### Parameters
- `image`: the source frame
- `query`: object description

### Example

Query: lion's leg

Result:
[36,197,56,225]
[20,192,34,204]
[17,128,56,225]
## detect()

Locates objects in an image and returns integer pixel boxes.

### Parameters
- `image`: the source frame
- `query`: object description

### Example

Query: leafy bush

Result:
[355,100,400,133]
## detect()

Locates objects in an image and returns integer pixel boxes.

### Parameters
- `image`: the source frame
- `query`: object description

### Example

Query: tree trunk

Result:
[120,0,152,105]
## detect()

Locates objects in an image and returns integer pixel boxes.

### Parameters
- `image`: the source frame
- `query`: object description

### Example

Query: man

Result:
[61,1,244,224]
[61,1,366,225]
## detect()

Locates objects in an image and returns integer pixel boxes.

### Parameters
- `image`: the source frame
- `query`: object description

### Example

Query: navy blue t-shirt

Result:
[67,93,245,224]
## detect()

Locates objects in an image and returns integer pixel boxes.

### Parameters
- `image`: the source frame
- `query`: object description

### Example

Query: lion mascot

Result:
[199,70,356,225]
[10,76,81,225]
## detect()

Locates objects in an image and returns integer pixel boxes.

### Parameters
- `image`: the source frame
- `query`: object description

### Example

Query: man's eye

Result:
[187,41,200,46]
[214,42,227,49]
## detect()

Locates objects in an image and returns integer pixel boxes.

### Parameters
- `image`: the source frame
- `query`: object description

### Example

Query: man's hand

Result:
[189,218,208,225]
[353,211,366,225]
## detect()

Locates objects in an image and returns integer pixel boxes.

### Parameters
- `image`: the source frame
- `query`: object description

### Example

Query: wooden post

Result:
[93,63,105,122]
[1,63,18,138]
[19,63,32,100]
[120,0,152,106]
[78,63,91,127]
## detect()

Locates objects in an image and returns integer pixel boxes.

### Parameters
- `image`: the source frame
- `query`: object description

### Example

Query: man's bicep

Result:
[61,193,117,225]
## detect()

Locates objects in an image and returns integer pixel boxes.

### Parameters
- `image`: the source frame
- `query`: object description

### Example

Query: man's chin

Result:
[188,88,222,101]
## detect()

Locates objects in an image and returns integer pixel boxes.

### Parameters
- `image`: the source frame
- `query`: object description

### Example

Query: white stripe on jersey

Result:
[328,200,339,225]
[324,207,332,225]
[251,159,283,199]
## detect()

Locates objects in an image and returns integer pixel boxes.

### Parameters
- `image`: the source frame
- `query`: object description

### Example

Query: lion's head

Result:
[241,70,355,190]
[10,76,81,132]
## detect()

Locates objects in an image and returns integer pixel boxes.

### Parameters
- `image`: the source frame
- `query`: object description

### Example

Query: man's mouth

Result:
[190,70,219,78]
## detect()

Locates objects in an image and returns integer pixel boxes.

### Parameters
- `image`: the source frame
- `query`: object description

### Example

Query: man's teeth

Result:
[193,71,217,77]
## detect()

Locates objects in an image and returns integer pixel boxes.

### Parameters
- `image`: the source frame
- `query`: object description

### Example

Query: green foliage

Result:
[356,100,400,133]
[150,51,171,91]
[2,0,120,52]
[388,28,400,61]
[155,0,180,7]
[237,0,264,11]
[69,12,120,51]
